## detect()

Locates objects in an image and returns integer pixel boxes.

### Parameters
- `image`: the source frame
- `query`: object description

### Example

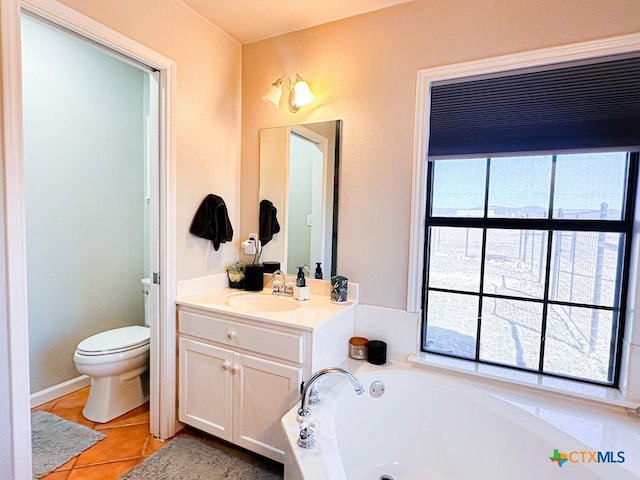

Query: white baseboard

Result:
[30,375,91,408]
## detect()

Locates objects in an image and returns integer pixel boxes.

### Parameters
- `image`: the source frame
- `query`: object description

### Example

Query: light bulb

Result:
[289,75,314,112]
[292,78,314,108]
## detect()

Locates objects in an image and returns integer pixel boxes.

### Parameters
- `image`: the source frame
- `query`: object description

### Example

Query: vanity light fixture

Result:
[262,74,314,113]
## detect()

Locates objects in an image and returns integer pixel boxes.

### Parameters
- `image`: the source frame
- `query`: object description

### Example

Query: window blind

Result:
[428,55,640,159]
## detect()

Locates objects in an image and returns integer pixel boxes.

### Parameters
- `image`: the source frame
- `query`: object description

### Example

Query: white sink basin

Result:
[224,293,300,312]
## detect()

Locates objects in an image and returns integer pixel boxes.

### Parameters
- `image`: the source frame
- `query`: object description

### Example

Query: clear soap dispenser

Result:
[294,266,310,301]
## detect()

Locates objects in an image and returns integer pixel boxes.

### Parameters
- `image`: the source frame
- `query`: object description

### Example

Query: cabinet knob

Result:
[221,361,231,371]
[227,331,236,340]
[230,365,240,374]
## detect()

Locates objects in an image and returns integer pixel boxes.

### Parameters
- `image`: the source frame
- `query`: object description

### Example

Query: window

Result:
[423,152,637,385]
[418,52,640,387]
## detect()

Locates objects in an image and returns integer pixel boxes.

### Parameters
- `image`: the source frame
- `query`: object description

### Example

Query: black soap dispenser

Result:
[314,262,323,279]
[294,266,310,300]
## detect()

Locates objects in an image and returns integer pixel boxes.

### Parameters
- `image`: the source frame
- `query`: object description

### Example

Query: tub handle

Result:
[296,414,316,428]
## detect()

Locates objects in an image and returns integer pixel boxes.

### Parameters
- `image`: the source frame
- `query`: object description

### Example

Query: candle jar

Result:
[349,337,368,360]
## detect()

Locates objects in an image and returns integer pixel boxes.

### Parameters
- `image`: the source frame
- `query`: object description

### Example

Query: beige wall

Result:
[58,0,242,280]
[241,0,640,309]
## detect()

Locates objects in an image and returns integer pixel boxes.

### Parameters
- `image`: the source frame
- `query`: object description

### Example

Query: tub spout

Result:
[296,367,363,448]
[298,367,363,416]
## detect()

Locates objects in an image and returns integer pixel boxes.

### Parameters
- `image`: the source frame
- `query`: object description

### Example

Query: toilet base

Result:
[83,368,149,423]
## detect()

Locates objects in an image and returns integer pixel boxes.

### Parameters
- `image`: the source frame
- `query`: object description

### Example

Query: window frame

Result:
[421,153,638,386]
[407,34,640,397]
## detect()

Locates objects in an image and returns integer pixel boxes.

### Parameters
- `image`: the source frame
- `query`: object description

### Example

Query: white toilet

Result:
[74,324,150,423]
[74,279,152,423]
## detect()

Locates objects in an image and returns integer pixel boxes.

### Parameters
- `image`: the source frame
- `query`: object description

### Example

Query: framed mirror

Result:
[259,120,341,278]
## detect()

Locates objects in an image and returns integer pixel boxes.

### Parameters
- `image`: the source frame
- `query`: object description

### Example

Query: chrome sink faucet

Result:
[271,269,293,296]
[297,367,364,448]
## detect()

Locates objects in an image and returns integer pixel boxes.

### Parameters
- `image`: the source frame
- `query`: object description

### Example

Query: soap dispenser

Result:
[294,266,310,301]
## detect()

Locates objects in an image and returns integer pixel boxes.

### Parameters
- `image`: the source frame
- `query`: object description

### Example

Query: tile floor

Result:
[32,387,285,480]
[32,387,166,480]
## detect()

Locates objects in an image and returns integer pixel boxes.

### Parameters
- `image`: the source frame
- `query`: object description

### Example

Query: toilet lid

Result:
[77,325,150,356]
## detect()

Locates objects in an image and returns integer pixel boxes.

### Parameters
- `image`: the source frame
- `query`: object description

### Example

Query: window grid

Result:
[422,153,638,387]
[538,157,557,372]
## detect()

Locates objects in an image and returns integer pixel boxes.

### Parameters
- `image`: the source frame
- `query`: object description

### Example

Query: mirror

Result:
[259,120,341,279]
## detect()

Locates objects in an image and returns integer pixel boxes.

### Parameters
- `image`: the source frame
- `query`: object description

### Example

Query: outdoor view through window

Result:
[423,152,637,385]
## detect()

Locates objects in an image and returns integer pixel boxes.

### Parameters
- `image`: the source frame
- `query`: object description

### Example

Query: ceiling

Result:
[181,0,415,44]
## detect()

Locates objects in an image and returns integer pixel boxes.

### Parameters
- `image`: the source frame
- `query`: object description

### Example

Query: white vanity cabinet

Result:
[178,309,308,462]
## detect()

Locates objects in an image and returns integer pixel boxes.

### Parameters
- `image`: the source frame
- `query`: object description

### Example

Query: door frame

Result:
[288,125,329,273]
[1,0,32,476]
[3,0,178,473]
[21,0,178,439]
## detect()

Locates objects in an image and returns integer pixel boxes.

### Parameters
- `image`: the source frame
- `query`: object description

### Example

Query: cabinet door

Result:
[178,337,233,441]
[233,353,302,462]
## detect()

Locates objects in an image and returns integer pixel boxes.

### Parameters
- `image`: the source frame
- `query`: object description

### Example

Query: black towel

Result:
[189,194,233,250]
[259,199,280,246]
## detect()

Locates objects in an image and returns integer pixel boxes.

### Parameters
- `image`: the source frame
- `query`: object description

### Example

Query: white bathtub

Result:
[281,364,640,479]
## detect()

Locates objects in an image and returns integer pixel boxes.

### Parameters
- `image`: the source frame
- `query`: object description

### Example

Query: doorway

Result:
[285,125,331,275]
[22,12,160,401]
[16,1,178,447]
[287,130,326,273]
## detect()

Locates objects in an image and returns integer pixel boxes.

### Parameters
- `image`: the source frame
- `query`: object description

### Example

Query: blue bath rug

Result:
[31,410,105,478]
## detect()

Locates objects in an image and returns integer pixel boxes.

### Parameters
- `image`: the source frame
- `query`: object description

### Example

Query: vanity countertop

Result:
[176,288,355,331]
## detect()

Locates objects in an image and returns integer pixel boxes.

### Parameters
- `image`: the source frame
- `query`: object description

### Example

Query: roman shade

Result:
[428,55,640,159]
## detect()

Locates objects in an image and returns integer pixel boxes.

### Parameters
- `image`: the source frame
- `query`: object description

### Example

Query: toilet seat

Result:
[77,325,150,356]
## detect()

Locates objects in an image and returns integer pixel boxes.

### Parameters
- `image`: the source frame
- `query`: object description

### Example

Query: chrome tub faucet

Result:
[296,367,364,448]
